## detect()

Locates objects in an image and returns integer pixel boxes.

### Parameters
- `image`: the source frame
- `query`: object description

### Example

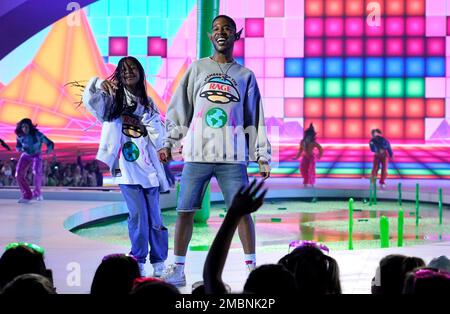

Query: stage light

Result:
[304,78,323,98]
[406,99,425,118]
[406,57,425,77]
[385,78,404,98]
[284,58,303,77]
[324,78,344,98]
[325,57,344,77]
[365,57,384,77]
[304,58,323,77]
[405,78,425,98]
[385,99,404,118]
[365,78,384,98]
[344,78,364,98]
[345,57,363,77]
[325,39,344,56]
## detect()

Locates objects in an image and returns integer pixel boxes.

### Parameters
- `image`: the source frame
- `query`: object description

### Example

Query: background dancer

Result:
[369,129,393,188]
[293,123,323,187]
[15,118,54,203]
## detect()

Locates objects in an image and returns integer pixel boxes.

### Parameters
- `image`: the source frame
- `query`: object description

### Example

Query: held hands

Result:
[228,179,267,217]
[258,159,270,180]
[100,79,118,97]
[157,147,171,163]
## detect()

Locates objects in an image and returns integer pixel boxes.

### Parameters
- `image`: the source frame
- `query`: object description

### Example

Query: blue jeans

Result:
[177,163,248,212]
[119,184,168,264]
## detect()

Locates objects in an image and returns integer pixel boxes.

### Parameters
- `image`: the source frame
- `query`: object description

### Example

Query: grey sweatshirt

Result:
[164,57,271,163]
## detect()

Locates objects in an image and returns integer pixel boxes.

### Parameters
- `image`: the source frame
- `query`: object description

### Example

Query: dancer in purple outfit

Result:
[15,118,54,203]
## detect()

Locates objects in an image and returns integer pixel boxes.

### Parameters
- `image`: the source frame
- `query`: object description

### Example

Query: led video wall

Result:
[0,0,448,144]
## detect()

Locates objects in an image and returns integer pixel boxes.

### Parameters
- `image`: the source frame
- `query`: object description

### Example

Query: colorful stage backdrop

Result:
[0,0,449,179]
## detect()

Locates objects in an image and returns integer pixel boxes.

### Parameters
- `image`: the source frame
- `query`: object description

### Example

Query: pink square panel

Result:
[265,58,285,77]
[385,38,403,56]
[265,0,285,17]
[345,18,364,36]
[385,17,405,36]
[325,18,344,37]
[245,38,265,57]
[406,17,425,36]
[245,18,265,37]
[325,39,344,56]
[427,37,445,56]
[304,38,323,56]
[426,16,447,36]
[305,18,323,37]
[406,38,425,56]
[284,78,304,97]
[284,38,304,57]
[366,38,383,56]
[345,38,363,56]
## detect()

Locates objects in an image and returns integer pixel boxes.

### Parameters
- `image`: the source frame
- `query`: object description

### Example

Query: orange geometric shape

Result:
[23,69,59,109]
[0,102,33,124]
[0,68,27,100]
[35,111,68,128]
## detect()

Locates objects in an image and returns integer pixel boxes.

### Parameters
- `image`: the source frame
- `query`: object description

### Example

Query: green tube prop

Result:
[197,0,220,59]
[380,216,389,248]
[439,188,443,225]
[348,198,354,250]
[415,183,419,226]
[373,177,377,205]
[398,182,402,206]
[397,208,404,247]
[193,0,219,224]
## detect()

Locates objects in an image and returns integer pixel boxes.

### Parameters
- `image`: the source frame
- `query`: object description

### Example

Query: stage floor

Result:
[0,178,449,294]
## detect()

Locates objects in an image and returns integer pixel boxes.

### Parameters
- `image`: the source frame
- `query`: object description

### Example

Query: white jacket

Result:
[82,77,169,192]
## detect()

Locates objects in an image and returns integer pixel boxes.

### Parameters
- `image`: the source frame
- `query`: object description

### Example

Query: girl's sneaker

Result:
[34,195,44,201]
[138,262,147,277]
[152,262,165,277]
[18,198,31,203]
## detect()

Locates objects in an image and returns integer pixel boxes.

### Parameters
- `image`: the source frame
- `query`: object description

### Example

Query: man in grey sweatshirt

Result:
[158,15,271,287]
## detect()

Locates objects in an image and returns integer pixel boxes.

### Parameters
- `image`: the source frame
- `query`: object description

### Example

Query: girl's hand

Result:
[100,79,118,97]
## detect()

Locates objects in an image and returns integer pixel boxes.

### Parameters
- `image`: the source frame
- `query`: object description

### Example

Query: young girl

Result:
[15,118,54,203]
[82,56,169,278]
[293,123,323,187]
